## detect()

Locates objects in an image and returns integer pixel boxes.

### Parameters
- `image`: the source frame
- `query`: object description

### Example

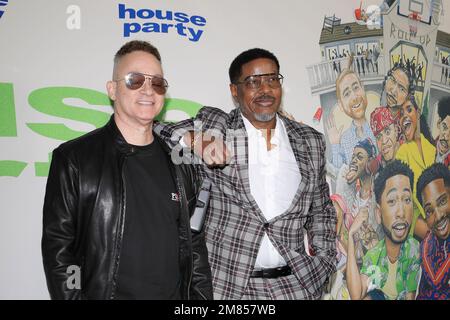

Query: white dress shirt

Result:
[242,115,302,269]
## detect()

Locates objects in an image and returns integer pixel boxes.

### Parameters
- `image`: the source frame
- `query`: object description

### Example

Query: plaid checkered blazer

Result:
[155,106,337,300]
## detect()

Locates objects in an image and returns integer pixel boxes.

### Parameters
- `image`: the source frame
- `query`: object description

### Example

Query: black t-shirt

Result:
[115,138,181,300]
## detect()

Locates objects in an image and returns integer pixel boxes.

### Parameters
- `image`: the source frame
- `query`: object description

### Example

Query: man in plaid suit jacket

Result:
[155,48,337,299]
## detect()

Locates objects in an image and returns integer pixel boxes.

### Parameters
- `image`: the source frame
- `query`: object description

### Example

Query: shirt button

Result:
[264,223,270,229]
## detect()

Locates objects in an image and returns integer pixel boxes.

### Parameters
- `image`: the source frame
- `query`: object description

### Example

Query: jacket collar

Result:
[228,108,246,130]
[106,114,172,156]
[229,108,313,179]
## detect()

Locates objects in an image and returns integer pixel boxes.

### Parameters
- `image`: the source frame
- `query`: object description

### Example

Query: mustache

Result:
[254,94,275,100]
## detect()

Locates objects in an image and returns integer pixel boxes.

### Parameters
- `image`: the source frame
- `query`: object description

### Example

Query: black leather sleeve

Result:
[41,148,82,300]
[190,228,214,300]
[183,166,214,300]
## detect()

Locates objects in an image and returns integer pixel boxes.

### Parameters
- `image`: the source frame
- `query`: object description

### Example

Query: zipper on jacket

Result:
[109,156,128,299]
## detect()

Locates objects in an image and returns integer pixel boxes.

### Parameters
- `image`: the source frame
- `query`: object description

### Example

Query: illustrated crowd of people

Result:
[355,47,380,75]
[326,58,450,300]
[331,47,380,77]
[440,53,450,85]
[392,54,426,88]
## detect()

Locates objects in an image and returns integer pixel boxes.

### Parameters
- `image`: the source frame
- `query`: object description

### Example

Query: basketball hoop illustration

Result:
[408,11,421,37]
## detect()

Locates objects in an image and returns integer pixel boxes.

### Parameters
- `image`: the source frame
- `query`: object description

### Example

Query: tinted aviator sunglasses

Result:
[115,72,169,95]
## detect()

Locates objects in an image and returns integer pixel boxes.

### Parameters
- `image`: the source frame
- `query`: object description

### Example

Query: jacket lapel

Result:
[279,116,313,215]
[228,109,266,221]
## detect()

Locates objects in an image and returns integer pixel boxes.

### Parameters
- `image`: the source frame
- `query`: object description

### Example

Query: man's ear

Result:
[230,83,241,109]
[106,81,116,101]
[230,83,238,101]
[375,204,382,225]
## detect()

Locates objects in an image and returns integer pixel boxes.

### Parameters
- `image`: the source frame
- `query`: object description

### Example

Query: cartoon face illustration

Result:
[421,178,450,240]
[378,174,414,244]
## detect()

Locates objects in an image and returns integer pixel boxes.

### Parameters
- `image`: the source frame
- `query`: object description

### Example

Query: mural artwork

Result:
[306,0,449,300]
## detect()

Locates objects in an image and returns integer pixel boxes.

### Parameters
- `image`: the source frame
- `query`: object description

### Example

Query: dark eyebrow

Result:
[398,82,407,91]
[386,187,411,198]
[423,192,447,211]
[436,192,448,204]
[353,151,364,158]
[386,188,397,198]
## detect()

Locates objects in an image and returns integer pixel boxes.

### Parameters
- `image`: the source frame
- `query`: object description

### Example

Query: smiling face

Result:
[385,68,409,111]
[421,178,450,240]
[376,123,400,163]
[337,72,367,121]
[400,98,418,142]
[378,175,414,244]
[106,50,165,128]
[438,115,450,155]
[346,147,370,184]
[230,58,282,129]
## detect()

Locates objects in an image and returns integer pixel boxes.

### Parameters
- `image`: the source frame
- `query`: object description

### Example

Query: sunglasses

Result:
[234,73,284,90]
[115,72,169,95]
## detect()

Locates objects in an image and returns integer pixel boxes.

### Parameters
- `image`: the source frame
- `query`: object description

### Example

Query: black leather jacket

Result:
[42,116,213,300]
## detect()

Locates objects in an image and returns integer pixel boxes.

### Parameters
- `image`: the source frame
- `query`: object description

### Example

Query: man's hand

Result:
[325,113,343,145]
[346,207,370,300]
[349,208,369,239]
[183,131,231,167]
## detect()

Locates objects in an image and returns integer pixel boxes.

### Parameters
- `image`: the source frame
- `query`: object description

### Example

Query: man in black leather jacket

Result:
[41,40,213,300]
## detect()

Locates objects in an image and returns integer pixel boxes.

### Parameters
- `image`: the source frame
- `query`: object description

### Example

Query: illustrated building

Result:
[307,0,449,174]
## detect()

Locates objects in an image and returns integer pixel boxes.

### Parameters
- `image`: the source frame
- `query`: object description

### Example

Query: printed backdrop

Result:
[0,0,449,299]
